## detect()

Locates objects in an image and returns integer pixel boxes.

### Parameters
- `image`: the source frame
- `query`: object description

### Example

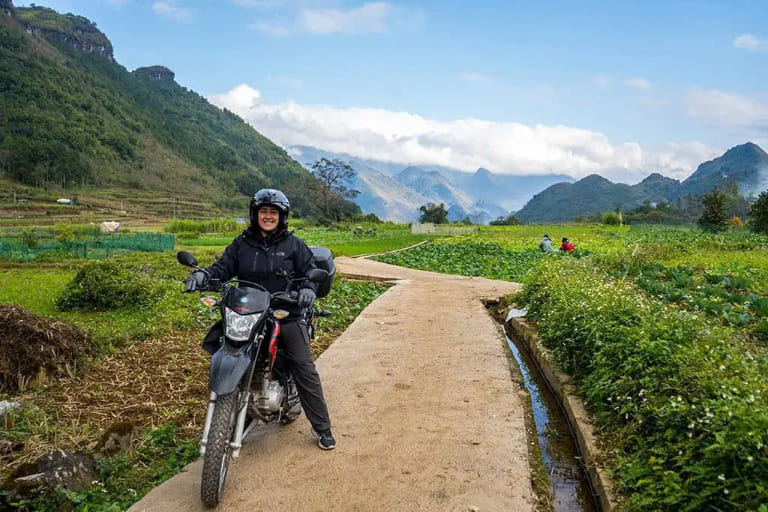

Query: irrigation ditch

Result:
[488,301,619,512]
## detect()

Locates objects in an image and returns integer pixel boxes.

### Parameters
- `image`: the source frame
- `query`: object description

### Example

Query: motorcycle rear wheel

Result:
[200,391,238,508]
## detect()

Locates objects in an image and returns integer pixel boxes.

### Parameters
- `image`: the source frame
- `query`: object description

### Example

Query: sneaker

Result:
[311,429,336,450]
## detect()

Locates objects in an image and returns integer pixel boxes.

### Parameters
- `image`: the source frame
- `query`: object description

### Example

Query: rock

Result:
[353,226,364,235]
[469,506,480,512]
[93,421,142,458]
[2,449,97,501]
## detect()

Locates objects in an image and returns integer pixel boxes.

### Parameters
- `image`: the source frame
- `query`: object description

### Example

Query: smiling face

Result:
[257,205,280,233]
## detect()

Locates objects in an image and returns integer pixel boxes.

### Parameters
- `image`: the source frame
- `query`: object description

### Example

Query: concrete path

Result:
[129,257,533,512]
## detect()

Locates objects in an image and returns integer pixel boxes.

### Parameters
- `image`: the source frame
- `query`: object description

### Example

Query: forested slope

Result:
[0,3,332,217]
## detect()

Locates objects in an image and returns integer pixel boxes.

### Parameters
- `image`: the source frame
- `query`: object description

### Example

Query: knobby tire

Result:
[200,391,238,508]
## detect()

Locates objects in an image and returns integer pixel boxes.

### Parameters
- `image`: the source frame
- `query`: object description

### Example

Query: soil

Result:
[130,257,534,511]
[0,304,92,392]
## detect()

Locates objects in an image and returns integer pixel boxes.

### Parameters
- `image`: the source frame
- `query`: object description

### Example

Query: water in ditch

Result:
[505,327,599,512]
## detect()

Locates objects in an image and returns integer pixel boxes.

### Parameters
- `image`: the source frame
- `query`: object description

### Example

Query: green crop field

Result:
[375,224,768,511]
[0,235,391,510]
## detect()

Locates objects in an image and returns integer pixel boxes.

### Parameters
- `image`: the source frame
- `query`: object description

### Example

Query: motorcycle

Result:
[177,250,331,508]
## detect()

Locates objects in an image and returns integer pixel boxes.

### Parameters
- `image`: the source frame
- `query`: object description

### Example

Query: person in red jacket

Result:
[560,237,575,252]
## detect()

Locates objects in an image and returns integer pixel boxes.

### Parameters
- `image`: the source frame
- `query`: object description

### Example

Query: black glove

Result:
[184,270,208,292]
[297,288,316,309]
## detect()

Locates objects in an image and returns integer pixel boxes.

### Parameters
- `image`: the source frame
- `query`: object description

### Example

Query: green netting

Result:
[0,233,175,260]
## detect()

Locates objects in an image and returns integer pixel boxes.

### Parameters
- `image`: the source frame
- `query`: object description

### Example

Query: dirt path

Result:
[129,258,533,512]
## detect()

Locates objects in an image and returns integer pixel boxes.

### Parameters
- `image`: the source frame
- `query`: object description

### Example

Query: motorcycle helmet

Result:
[250,188,290,229]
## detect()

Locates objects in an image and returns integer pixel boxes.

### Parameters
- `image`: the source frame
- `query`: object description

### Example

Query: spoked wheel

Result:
[200,391,238,508]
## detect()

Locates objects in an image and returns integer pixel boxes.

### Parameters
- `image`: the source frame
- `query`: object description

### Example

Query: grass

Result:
[0,241,389,510]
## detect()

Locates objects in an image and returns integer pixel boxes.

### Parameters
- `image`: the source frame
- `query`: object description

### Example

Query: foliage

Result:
[4,424,199,512]
[699,188,732,232]
[489,215,520,226]
[750,191,768,235]
[18,227,39,249]
[520,258,768,511]
[310,158,360,221]
[602,211,622,225]
[54,223,75,243]
[55,260,167,312]
[0,8,350,219]
[418,202,448,224]
[163,218,242,235]
[375,239,557,281]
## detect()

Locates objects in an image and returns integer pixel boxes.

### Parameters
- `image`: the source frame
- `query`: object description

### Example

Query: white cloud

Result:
[153,1,194,22]
[461,72,490,83]
[209,84,262,111]
[624,78,652,90]
[686,88,768,132]
[255,2,421,35]
[733,33,768,52]
[210,84,719,180]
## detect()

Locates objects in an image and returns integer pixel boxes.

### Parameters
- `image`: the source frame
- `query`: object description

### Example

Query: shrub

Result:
[602,211,622,225]
[19,227,39,249]
[750,191,768,235]
[55,261,166,312]
[521,258,768,511]
[55,223,75,243]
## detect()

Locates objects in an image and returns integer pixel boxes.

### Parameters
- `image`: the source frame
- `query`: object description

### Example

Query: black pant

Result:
[279,320,332,432]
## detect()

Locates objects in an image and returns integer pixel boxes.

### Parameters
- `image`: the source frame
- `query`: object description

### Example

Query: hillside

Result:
[516,143,767,222]
[0,2,330,218]
[677,142,768,198]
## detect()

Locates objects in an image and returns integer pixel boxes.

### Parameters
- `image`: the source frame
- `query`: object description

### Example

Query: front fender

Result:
[209,342,251,395]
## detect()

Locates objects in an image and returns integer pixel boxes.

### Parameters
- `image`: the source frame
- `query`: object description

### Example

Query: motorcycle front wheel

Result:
[200,391,238,508]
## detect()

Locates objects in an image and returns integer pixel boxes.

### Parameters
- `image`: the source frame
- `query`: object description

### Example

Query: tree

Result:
[489,215,521,226]
[311,158,360,219]
[698,188,730,232]
[749,191,768,235]
[418,203,448,224]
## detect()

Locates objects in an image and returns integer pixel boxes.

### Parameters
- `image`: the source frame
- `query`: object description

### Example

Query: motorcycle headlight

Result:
[224,308,261,342]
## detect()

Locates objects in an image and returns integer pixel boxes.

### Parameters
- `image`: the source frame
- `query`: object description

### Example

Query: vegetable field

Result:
[377,224,768,511]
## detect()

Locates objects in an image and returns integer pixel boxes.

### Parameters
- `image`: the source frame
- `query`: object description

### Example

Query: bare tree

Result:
[311,158,360,219]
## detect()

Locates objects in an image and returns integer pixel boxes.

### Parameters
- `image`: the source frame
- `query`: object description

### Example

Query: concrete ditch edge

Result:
[508,317,620,512]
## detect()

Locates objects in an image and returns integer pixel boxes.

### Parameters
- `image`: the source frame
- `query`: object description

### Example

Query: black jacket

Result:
[205,227,317,312]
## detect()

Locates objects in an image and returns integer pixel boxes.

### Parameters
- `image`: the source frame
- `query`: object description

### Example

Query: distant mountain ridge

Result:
[289,145,573,222]
[516,143,768,222]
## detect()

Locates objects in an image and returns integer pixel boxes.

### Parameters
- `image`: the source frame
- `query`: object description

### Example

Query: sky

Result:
[16,0,768,182]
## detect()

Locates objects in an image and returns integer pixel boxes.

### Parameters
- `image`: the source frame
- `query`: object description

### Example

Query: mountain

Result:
[0,3,333,217]
[395,166,474,210]
[289,145,570,223]
[677,142,768,198]
[289,146,433,221]
[516,143,768,222]
[455,168,574,211]
[516,173,677,222]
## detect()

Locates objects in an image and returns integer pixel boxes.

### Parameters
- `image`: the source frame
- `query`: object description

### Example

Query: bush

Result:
[602,211,622,225]
[750,191,768,235]
[55,223,75,243]
[520,258,768,511]
[163,218,241,235]
[19,227,39,249]
[55,261,165,311]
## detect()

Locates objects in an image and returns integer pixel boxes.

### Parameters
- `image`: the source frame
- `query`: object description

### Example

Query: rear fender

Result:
[209,342,252,395]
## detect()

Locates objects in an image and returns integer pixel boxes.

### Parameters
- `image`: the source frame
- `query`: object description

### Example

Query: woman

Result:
[185,189,335,450]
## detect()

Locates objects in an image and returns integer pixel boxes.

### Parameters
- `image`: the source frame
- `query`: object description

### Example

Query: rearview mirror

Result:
[177,251,198,267]
[307,268,329,283]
